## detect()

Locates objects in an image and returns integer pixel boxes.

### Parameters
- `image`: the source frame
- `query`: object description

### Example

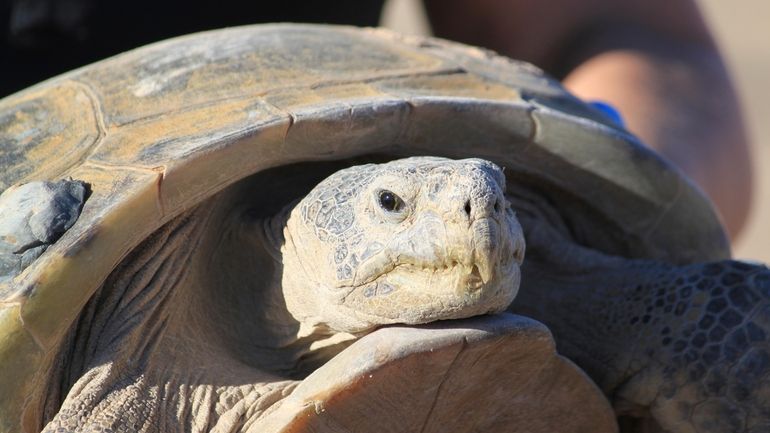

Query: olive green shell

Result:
[0,24,728,431]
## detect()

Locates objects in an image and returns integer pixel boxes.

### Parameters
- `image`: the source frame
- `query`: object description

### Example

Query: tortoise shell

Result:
[0,24,727,431]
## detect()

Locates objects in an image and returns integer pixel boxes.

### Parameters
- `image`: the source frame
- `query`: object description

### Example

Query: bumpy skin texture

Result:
[0,25,731,433]
[513,218,770,433]
[41,214,297,433]
[39,157,527,432]
[637,262,770,433]
[15,156,770,433]
[283,157,525,333]
[29,156,770,433]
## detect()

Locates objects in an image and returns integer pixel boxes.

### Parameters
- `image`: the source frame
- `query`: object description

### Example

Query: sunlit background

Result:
[381,0,770,262]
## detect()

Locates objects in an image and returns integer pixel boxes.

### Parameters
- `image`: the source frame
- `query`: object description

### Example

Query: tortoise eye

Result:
[378,190,403,212]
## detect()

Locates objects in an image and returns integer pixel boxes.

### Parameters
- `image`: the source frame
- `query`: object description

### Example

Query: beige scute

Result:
[1,23,729,433]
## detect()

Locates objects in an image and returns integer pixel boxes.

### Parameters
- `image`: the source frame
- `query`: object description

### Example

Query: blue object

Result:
[588,100,625,128]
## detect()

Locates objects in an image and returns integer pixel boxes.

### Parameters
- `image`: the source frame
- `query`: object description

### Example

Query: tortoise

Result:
[1,23,768,433]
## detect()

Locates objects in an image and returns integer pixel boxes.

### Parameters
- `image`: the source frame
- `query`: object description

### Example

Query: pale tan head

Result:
[281,157,525,333]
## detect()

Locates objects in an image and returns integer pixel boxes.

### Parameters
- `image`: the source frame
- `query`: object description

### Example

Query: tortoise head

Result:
[281,157,525,334]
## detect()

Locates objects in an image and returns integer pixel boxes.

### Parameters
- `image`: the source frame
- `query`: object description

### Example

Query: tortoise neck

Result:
[511,216,658,394]
[261,201,293,259]
[270,204,358,376]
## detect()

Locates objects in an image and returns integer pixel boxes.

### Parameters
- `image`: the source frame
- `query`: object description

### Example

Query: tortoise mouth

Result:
[343,213,523,290]
[349,258,493,289]
[366,253,518,289]
[336,256,521,327]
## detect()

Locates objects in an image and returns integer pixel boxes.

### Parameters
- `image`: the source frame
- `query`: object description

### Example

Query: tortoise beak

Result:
[470,217,498,286]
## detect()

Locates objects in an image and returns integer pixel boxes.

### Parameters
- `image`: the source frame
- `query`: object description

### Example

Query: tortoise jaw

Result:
[348,250,503,296]
[467,264,485,290]
[348,215,520,290]
[334,253,521,327]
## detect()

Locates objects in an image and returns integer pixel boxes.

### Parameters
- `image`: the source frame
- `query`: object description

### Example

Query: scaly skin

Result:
[282,157,525,334]
[38,156,770,432]
[514,219,770,433]
[42,213,298,433]
[40,157,525,432]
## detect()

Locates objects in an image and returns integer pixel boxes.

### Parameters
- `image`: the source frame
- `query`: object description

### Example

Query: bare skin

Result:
[509,212,770,432]
[40,158,525,432]
[281,157,525,334]
[424,0,752,239]
[39,157,770,433]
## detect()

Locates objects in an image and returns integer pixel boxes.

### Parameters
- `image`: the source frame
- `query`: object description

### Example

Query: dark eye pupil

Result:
[379,190,400,211]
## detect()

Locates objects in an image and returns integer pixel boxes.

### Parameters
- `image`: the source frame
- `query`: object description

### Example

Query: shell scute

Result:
[0,82,102,190]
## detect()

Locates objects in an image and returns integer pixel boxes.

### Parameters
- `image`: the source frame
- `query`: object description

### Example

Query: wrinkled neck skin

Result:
[277,157,523,335]
[38,201,348,433]
[513,194,770,433]
[175,198,356,379]
[256,204,359,374]
[39,157,523,433]
[513,214,650,389]
[508,190,670,410]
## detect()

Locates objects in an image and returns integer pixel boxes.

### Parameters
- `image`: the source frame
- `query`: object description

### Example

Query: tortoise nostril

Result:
[464,200,472,217]
[494,199,500,213]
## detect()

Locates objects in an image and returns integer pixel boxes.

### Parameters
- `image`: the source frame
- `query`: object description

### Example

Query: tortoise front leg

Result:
[616,260,770,433]
[515,222,770,432]
[39,211,298,433]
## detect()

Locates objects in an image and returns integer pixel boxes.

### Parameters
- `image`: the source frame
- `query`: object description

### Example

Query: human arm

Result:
[424,0,752,240]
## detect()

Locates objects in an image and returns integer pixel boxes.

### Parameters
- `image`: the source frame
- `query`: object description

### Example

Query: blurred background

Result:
[381,0,770,262]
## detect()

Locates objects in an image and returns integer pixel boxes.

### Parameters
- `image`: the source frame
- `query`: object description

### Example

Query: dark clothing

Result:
[1,0,385,96]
